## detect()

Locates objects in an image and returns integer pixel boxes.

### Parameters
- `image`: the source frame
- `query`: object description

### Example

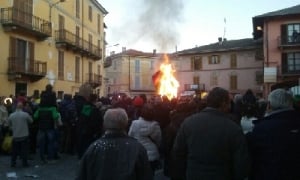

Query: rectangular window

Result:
[191,56,202,70]
[75,56,80,83]
[88,6,92,22]
[58,51,64,80]
[135,60,140,73]
[209,55,220,64]
[13,0,33,25]
[230,75,237,90]
[230,54,237,68]
[282,52,300,74]
[9,37,34,73]
[76,0,80,18]
[286,23,300,43]
[287,53,300,71]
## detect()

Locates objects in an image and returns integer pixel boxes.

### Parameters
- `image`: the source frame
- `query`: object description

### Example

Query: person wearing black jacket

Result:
[76,108,153,180]
[247,88,300,180]
[76,94,103,159]
[172,87,250,180]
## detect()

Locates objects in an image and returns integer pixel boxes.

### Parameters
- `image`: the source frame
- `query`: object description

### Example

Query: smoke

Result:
[114,0,185,52]
[137,0,184,52]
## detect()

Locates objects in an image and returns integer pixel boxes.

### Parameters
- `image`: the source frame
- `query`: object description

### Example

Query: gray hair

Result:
[103,108,128,131]
[268,88,293,110]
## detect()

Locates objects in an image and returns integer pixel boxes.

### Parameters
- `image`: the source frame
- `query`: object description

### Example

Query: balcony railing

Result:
[55,29,102,60]
[85,73,102,88]
[7,57,47,82]
[0,7,52,40]
[278,35,300,48]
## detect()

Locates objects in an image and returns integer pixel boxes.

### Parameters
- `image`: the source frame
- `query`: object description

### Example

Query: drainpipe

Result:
[265,20,269,67]
[81,0,84,85]
[128,55,131,94]
[265,20,270,97]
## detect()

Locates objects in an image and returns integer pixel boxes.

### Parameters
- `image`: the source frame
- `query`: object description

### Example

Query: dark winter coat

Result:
[33,106,59,130]
[76,131,153,180]
[172,107,250,180]
[247,108,300,180]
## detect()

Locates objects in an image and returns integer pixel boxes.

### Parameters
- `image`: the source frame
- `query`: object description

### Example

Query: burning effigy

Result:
[152,54,179,100]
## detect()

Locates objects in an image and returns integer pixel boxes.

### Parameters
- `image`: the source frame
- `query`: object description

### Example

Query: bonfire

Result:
[152,54,179,100]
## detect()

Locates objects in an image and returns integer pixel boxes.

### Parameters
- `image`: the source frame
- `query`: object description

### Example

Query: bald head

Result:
[16,102,24,109]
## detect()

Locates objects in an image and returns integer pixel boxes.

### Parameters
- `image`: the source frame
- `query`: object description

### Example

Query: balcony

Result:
[0,7,52,40]
[7,57,47,82]
[85,73,102,88]
[278,35,300,49]
[55,29,102,60]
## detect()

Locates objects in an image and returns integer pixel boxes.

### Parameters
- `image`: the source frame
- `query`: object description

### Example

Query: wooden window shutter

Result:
[28,42,34,72]
[230,75,237,90]
[230,54,237,68]
[58,51,64,80]
[281,24,287,44]
[282,53,287,73]
[190,57,195,70]
[194,56,202,70]
[193,76,199,84]
[208,55,212,64]
[97,14,101,34]
[76,0,80,18]
[9,37,17,57]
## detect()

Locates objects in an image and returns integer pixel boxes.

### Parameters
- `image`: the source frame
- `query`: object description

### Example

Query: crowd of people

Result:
[0,84,300,180]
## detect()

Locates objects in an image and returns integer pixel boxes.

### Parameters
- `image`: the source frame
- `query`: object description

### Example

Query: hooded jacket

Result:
[128,117,161,161]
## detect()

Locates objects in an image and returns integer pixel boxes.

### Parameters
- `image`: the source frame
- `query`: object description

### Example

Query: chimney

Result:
[122,47,126,52]
[218,37,223,45]
[153,49,156,55]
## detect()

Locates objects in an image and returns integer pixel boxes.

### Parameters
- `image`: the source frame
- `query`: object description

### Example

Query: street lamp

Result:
[106,43,119,56]
[49,0,66,21]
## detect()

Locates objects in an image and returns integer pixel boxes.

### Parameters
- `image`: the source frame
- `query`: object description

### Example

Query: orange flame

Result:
[155,54,179,100]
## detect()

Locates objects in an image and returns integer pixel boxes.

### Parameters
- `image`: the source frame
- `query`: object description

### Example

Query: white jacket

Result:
[128,117,161,161]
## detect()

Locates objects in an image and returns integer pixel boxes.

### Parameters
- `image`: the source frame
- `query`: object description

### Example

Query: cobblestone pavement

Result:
[0,153,78,180]
[0,153,169,180]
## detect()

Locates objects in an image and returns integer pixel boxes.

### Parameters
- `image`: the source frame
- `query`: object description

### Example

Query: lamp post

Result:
[49,0,66,21]
[106,43,119,56]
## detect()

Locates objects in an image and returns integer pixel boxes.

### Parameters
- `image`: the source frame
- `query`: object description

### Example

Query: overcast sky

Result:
[98,0,300,53]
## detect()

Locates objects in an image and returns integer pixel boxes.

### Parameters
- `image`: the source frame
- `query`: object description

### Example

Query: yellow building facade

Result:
[0,0,107,98]
[104,49,163,97]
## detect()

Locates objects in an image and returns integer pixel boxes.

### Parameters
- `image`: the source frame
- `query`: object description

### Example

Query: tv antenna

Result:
[223,17,227,40]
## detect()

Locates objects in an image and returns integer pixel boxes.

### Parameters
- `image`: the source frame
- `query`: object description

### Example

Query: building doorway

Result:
[15,82,27,97]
